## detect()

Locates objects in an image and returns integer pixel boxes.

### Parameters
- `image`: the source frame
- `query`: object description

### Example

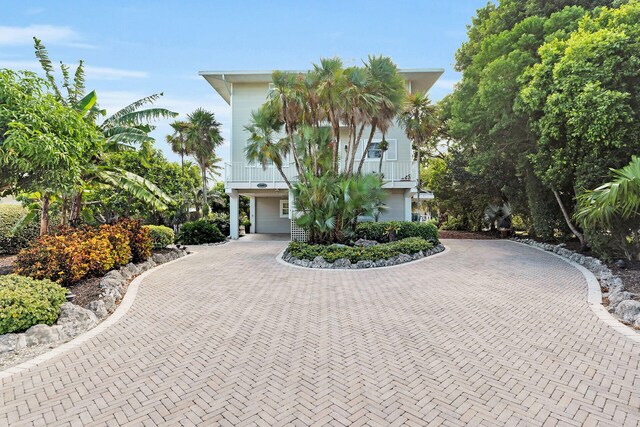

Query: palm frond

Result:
[33,37,63,101]
[101,93,165,127]
[110,108,178,126]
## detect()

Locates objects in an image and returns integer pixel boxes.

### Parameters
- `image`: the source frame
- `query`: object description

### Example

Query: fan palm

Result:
[244,106,292,187]
[186,108,223,210]
[166,120,191,174]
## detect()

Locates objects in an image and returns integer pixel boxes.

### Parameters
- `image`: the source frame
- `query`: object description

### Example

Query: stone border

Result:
[512,239,640,343]
[277,243,448,270]
[0,249,192,379]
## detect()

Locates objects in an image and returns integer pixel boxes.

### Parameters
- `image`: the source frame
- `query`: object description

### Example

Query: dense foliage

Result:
[434,0,638,252]
[146,225,175,249]
[0,274,67,334]
[354,221,439,244]
[287,237,434,263]
[15,219,150,284]
[175,220,225,245]
[0,204,39,254]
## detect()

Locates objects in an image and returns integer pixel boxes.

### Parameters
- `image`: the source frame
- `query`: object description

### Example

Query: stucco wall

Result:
[255,197,290,233]
[379,189,407,221]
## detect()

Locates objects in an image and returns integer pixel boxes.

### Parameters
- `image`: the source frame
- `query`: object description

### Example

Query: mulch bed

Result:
[0,255,16,275]
[438,230,498,240]
[66,277,102,307]
[610,261,640,296]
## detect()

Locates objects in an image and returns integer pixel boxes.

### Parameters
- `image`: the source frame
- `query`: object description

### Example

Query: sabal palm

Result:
[186,108,223,209]
[244,107,292,187]
[398,92,438,190]
[166,120,190,173]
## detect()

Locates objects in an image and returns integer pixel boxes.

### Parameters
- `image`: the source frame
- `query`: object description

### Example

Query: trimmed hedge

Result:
[287,237,433,263]
[15,219,150,285]
[0,204,39,255]
[0,274,67,334]
[176,220,225,245]
[354,221,439,244]
[146,225,175,249]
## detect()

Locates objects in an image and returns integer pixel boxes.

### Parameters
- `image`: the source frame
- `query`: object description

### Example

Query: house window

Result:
[279,200,289,218]
[366,139,397,161]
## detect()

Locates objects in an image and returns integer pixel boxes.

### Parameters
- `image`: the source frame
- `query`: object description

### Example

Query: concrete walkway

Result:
[1,240,640,426]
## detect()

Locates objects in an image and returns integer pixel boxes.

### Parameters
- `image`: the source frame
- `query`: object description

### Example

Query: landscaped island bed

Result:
[283,221,444,269]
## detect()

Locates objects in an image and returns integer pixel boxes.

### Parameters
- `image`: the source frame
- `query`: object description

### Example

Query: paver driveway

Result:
[2,239,640,426]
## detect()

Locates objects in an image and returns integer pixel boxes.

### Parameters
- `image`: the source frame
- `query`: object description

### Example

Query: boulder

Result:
[354,239,379,248]
[333,258,351,269]
[152,253,168,264]
[56,302,98,338]
[0,333,26,354]
[311,256,331,269]
[24,324,65,346]
[396,254,413,264]
[102,295,117,313]
[86,300,108,319]
[608,291,635,309]
[356,260,375,269]
[375,259,387,268]
[615,300,640,323]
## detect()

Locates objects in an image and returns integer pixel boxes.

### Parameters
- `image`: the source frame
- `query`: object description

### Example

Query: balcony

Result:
[224,161,418,189]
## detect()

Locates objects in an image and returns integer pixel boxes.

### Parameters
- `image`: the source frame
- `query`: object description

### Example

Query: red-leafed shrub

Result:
[116,218,151,263]
[14,219,150,285]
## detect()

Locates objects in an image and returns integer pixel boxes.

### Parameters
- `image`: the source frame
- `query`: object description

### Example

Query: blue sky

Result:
[2,1,488,165]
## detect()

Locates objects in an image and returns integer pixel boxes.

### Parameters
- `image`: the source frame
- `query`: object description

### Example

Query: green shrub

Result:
[0,274,67,334]
[176,220,225,245]
[146,225,175,249]
[355,221,439,244]
[206,212,230,236]
[287,237,434,263]
[0,204,39,255]
[439,216,465,231]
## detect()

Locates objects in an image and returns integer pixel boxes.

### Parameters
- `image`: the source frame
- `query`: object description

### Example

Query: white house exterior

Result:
[200,68,443,239]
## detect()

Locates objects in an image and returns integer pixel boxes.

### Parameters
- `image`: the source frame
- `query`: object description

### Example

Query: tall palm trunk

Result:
[357,123,378,175]
[69,192,83,226]
[200,161,208,212]
[40,193,50,236]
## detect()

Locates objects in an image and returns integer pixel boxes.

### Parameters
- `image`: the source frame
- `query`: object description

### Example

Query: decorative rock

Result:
[354,239,379,248]
[152,253,168,264]
[311,256,331,269]
[102,295,117,313]
[396,254,413,264]
[333,258,352,269]
[615,259,628,269]
[56,302,98,339]
[86,300,108,319]
[375,259,387,268]
[356,260,375,269]
[608,291,635,309]
[24,324,65,346]
[0,334,26,354]
[615,300,640,323]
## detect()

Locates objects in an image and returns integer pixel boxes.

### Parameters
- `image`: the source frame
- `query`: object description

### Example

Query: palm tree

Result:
[398,92,439,191]
[166,120,191,174]
[244,106,292,187]
[186,108,223,211]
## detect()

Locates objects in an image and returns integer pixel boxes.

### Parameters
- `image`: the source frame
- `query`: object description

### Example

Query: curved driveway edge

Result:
[2,240,640,426]
[0,252,194,380]
[510,240,640,345]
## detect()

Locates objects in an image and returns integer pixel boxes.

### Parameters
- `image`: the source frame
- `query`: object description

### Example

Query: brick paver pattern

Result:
[1,240,640,426]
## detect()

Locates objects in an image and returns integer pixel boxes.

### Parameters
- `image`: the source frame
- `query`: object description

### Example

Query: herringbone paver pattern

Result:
[1,240,640,426]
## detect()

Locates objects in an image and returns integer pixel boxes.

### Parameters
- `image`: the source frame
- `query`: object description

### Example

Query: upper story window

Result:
[366,139,397,161]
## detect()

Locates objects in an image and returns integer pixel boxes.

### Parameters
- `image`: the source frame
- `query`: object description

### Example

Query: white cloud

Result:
[0,60,147,80]
[0,25,78,46]
[84,66,147,79]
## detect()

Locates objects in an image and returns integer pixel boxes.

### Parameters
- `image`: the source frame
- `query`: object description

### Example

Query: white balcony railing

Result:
[225,161,418,185]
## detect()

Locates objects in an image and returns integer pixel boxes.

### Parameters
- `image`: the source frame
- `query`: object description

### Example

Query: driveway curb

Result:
[510,240,640,344]
[0,253,194,380]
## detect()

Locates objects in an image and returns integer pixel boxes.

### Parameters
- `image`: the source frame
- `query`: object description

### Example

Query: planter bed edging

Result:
[0,247,189,366]
[513,238,640,330]
[282,243,446,269]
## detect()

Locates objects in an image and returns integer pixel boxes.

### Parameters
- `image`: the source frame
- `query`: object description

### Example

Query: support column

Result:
[404,189,413,222]
[228,189,239,239]
[249,196,256,234]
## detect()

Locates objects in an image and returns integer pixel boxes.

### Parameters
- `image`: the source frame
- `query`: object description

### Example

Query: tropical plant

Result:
[166,120,191,174]
[33,38,177,227]
[186,108,224,212]
[398,92,439,191]
[577,156,640,260]
[176,220,225,245]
